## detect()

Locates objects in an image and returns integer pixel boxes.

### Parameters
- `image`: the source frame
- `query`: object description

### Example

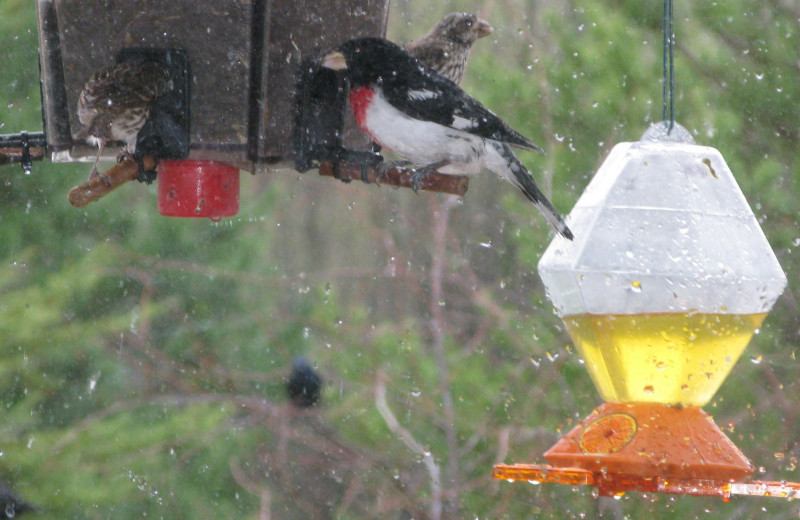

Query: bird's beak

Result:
[321,50,347,71]
[475,18,493,38]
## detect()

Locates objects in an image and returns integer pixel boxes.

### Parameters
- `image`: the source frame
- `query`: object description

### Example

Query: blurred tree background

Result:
[1,0,799,518]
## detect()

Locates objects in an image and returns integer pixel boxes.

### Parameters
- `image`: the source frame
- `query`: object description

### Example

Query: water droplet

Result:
[88,372,101,392]
[750,355,763,364]
[630,280,642,293]
[643,385,654,394]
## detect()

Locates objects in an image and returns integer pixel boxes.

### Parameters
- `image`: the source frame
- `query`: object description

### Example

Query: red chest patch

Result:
[349,86,374,136]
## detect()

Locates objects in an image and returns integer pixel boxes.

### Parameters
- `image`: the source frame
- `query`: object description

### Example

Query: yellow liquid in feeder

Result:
[563,313,766,407]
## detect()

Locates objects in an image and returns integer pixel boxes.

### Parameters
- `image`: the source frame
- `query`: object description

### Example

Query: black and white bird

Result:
[321,37,573,239]
[286,357,322,408]
[405,12,493,85]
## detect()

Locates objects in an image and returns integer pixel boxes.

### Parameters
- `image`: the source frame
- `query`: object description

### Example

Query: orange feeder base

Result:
[492,402,800,498]
[544,402,752,480]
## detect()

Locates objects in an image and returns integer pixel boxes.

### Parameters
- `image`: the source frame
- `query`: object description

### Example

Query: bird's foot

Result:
[375,160,413,185]
[88,167,112,186]
[310,145,382,184]
[117,151,158,184]
[116,150,136,164]
[409,160,449,193]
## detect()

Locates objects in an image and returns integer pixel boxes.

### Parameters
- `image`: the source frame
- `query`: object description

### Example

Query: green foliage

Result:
[0,1,799,519]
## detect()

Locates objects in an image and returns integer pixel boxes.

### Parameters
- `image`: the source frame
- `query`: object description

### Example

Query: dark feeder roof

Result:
[37,0,389,173]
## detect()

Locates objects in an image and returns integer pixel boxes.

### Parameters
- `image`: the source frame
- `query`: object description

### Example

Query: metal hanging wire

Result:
[662,0,675,133]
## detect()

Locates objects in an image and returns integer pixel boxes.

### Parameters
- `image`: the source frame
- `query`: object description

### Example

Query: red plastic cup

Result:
[157,160,239,218]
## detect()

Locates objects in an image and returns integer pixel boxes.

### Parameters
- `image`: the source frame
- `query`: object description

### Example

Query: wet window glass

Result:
[1,1,798,518]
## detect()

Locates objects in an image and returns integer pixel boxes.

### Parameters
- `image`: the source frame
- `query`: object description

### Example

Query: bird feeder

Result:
[34,0,389,217]
[494,122,800,499]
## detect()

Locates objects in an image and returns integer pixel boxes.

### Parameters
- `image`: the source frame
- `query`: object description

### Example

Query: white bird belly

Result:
[363,91,486,175]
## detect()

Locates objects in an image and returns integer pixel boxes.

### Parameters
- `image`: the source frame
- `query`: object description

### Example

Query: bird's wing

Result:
[381,70,542,152]
[404,40,448,68]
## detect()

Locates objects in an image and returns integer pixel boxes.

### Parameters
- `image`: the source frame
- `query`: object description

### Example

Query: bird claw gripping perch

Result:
[410,160,450,193]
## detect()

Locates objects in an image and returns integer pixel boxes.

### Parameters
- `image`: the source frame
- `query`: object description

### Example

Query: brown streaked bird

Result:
[76,59,172,180]
[404,12,493,85]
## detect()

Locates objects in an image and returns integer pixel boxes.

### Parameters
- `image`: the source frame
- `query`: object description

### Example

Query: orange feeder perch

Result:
[493,123,799,500]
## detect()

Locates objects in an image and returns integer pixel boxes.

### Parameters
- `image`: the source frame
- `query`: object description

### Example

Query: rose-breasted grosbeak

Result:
[321,38,573,239]
[405,12,493,85]
[76,59,172,180]
[286,357,322,408]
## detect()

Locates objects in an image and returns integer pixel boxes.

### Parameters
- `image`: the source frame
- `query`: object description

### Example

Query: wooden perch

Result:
[68,156,468,210]
[317,160,469,196]
[0,145,46,166]
[68,155,157,208]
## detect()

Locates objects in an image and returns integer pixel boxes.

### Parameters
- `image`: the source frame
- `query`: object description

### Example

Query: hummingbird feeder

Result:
[493,122,799,500]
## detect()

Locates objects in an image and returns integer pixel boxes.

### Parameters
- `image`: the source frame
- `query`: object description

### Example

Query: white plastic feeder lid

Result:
[538,122,787,316]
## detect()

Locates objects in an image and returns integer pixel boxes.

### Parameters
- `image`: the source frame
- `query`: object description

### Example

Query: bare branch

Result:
[428,195,460,518]
[375,369,442,520]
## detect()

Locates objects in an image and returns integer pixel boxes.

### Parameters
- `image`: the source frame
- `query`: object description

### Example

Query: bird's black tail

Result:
[489,142,574,240]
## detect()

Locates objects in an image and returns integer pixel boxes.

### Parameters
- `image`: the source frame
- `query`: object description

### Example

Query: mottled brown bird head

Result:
[434,12,493,46]
[404,13,493,84]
